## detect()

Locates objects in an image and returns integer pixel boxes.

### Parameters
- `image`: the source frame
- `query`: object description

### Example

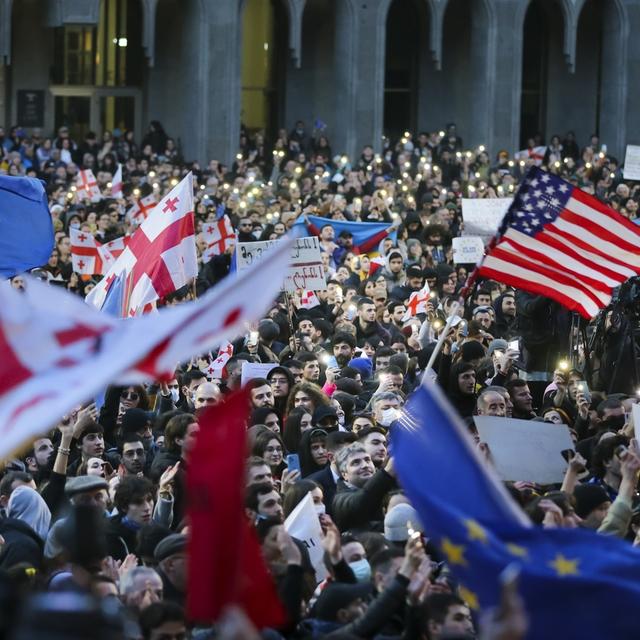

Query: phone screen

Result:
[286,454,301,474]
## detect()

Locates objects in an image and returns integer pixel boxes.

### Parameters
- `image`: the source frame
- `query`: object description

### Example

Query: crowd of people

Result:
[0,118,639,639]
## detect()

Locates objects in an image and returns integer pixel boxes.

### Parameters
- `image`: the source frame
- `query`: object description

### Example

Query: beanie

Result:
[573,484,611,518]
[460,340,486,363]
[384,503,423,542]
[348,357,373,380]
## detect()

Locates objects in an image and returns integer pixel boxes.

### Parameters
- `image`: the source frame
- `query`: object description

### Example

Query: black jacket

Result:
[105,515,139,562]
[307,466,338,516]
[332,469,396,532]
[0,518,44,570]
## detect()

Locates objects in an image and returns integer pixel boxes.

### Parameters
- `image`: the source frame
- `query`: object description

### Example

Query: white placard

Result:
[452,236,485,265]
[474,416,574,484]
[236,237,326,292]
[240,361,277,387]
[461,198,513,243]
[632,402,640,442]
[623,145,640,180]
[284,492,328,583]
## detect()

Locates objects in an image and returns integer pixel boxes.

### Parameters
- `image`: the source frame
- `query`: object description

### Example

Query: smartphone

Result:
[577,381,592,403]
[346,305,357,321]
[324,355,338,368]
[561,449,575,463]
[286,453,301,475]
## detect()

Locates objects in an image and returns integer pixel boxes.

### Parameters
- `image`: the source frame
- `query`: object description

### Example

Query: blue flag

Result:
[0,175,54,278]
[391,380,640,638]
[100,270,126,318]
[215,203,226,220]
[290,215,396,250]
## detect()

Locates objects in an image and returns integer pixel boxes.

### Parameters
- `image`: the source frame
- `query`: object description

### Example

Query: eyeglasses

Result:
[121,391,139,400]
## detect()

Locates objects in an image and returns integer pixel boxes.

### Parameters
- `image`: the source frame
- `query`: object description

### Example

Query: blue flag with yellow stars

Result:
[390,379,640,639]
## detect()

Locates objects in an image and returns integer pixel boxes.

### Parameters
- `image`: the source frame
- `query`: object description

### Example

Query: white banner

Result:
[236,237,326,292]
[284,491,328,583]
[461,198,512,243]
[623,145,640,180]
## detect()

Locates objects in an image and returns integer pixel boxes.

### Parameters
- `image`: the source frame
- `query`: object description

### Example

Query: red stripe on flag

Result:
[571,188,640,235]
[0,327,33,396]
[559,210,640,255]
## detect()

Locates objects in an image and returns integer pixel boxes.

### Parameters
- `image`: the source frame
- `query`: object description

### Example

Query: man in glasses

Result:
[237,217,256,242]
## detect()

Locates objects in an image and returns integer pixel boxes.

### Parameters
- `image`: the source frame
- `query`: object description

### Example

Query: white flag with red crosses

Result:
[76,169,102,203]
[209,341,234,378]
[401,284,431,321]
[87,174,197,316]
[202,216,236,262]
[126,194,158,227]
[299,290,320,309]
[70,227,127,276]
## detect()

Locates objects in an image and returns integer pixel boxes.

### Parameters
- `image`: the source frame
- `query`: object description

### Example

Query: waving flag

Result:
[391,378,640,638]
[87,174,197,316]
[111,164,123,198]
[202,215,236,263]
[476,167,640,318]
[126,193,158,227]
[515,146,547,166]
[0,175,54,278]
[103,236,128,261]
[298,290,320,309]
[291,215,396,252]
[210,341,234,378]
[70,228,129,276]
[401,284,431,321]
[0,236,294,459]
[76,169,102,202]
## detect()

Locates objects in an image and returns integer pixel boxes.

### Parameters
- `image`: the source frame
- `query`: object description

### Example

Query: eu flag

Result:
[391,380,640,638]
[0,175,54,278]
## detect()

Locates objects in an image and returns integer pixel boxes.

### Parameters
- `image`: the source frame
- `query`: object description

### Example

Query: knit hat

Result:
[573,484,611,518]
[384,504,424,542]
[154,533,187,563]
[487,339,508,357]
[460,340,486,363]
[406,265,424,279]
[121,408,153,435]
[348,357,373,380]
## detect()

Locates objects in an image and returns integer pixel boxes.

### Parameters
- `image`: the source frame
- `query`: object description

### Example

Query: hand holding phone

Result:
[286,453,301,475]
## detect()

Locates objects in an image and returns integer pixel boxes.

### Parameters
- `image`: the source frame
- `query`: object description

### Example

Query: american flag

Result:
[477,167,640,318]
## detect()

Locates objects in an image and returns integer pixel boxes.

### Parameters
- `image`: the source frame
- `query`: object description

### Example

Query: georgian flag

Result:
[202,216,236,263]
[209,341,234,378]
[76,169,102,203]
[401,284,431,321]
[0,236,295,459]
[126,193,158,227]
[299,290,320,309]
[70,227,129,276]
[87,174,198,317]
[514,146,547,166]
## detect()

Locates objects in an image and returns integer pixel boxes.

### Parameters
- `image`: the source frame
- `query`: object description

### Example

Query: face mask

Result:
[170,388,180,403]
[378,408,398,427]
[70,221,80,229]
[337,415,345,427]
[349,558,372,583]
[314,504,326,516]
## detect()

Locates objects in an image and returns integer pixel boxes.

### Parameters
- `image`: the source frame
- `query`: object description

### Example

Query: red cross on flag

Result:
[103,236,128,261]
[126,193,158,227]
[202,216,236,263]
[401,284,431,321]
[209,341,234,378]
[86,173,198,316]
[0,236,295,459]
[299,290,320,309]
[514,146,547,166]
[70,227,113,275]
[76,169,102,203]
[111,164,123,198]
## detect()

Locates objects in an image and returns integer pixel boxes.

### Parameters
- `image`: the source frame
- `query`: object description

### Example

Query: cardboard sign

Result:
[236,236,326,292]
[284,492,328,583]
[623,145,640,180]
[240,361,277,387]
[474,416,574,484]
[452,236,485,265]
[461,198,513,243]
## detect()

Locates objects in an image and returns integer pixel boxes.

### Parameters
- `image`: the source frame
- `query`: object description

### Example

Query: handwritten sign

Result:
[452,236,484,265]
[236,237,326,292]
[623,145,640,180]
[461,198,512,244]
[474,416,574,484]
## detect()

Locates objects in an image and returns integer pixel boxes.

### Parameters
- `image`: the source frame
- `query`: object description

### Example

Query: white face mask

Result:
[314,503,326,515]
[337,415,345,427]
[170,388,180,403]
[378,408,398,427]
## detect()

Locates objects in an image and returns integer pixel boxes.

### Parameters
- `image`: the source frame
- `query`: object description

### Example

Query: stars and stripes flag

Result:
[111,164,123,197]
[126,193,158,227]
[76,169,102,202]
[87,174,197,317]
[70,227,128,276]
[202,216,236,263]
[476,167,640,318]
[401,284,431,321]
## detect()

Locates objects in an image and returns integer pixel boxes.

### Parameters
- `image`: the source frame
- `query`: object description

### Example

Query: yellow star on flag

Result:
[506,543,529,558]
[549,553,580,577]
[458,584,480,610]
[441,537,467,566]
[464,519,488,544]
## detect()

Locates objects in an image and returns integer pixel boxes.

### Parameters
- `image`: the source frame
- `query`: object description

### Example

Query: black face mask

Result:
[602,415,625,431]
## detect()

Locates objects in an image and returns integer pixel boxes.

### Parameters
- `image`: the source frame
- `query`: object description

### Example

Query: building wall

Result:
[1,0,637,164]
